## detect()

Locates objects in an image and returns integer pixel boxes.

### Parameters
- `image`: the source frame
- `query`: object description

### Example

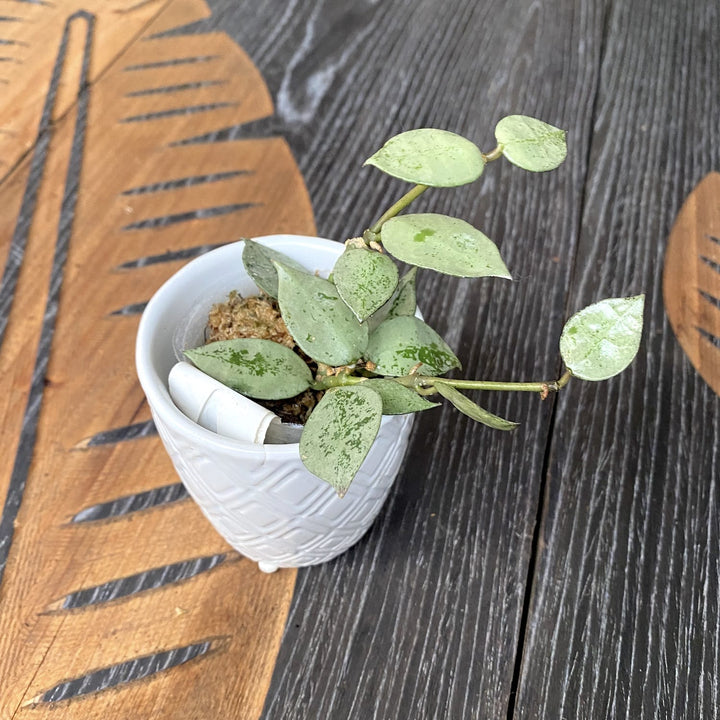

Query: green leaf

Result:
[434,382,519,430]
[364,128,485,187]
[362,378,440,414]
[559,295,645,381]
[381,214,511,279]
[242,240,308,298]
[494,115,567,172]
[367,315,461,376]
[185,338,312,400]
[300,386,383,496]
[367,267,417,333]
[275,262,368,366]
[333,247,399,321]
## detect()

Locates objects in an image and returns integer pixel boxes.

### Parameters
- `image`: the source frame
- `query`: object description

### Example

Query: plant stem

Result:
[440,378,555,392]
[311,373,367,391]
[481,145,504,162]
[402,376,560,393]
[369,184,428,234]
[313,370,573,395]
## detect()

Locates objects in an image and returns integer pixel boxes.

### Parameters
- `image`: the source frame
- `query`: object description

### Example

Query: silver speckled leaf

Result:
[381,213,511,279]
[333,247,399,321]
[364,128,484,187]
[276,262,368,366]
[242,239,308,298]
[185,338,312,400]
[559,295,645,381]
[494,115,567,172]
[367,315,461,377]
[300,385,383,496]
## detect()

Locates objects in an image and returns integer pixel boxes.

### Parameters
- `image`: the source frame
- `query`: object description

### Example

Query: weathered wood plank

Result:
[204,0,608,716]
[515,0,720,717]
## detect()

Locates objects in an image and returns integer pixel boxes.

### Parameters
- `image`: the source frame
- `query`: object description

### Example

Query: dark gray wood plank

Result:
[515,0,720,718]
[203,0,607,716]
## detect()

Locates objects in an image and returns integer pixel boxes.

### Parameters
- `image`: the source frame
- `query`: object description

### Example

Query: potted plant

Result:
[136,116,644,573]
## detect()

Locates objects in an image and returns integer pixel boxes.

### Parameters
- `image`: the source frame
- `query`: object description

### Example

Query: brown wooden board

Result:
[664,172,720,398]
[515,0,720,717]
[0,0,315,717]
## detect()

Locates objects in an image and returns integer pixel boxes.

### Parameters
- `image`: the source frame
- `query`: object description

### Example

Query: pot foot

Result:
[258,561,279,574]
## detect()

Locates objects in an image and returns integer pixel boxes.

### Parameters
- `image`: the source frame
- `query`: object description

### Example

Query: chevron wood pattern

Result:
[0,0,314,717]
[664,172,720,397]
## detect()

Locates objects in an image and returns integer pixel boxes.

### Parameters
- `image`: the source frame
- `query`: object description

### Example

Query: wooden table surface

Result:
[1,0,718,718]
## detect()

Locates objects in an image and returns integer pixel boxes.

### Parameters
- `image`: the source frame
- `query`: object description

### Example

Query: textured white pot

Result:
[136,235,414,572]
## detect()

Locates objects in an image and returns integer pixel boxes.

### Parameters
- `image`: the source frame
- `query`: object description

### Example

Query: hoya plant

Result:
[186,115,644,497]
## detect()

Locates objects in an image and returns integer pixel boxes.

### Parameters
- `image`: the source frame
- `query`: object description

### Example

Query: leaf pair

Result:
[265,243,418,341]
[241,240,307,298]
[330,228,506,325]
[276,263,368,366]
[364,115,567,186]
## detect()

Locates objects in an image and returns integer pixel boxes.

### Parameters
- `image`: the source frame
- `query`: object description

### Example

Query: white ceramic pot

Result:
[136,235,414,572]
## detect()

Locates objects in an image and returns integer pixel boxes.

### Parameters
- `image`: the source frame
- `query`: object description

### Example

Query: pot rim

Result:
[135,234,346,456]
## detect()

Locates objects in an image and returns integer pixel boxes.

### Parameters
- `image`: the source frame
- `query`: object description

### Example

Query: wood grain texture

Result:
[202,0,609,717]
[515,0,720,718]
[0,0,314,717]
[3,0,717,717]
[664,172,720,396]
